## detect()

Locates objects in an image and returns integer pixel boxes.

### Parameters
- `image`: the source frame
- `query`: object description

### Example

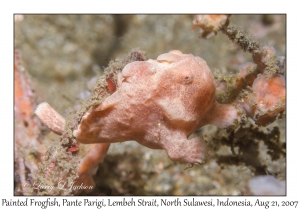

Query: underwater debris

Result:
[33,49,146,195]
[248,175,285,195]
[193,14,231,38]
[14,49,47,195]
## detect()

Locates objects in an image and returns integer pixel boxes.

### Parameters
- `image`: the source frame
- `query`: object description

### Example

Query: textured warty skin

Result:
[74,50,239,164]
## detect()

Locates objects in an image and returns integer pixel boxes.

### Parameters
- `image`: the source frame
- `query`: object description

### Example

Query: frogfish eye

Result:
[181,69,193,84]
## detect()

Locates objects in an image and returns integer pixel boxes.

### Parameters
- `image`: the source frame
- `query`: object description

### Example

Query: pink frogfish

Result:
[74,50,239,164]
